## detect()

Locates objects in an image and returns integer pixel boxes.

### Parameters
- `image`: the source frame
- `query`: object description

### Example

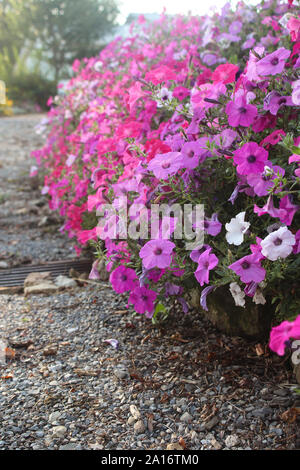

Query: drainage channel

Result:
[0,259,93,288]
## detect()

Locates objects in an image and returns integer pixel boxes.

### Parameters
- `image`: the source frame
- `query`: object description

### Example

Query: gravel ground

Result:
[0,115,299,451]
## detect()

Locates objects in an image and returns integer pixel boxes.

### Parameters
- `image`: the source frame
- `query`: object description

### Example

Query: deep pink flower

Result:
[293,230,300,254]
[229,253,266,284]
[233,142,268,175]
[128,286,157,317]
[194,249,218,286]
[173,86,190,101]
[145,65,177,85]
[269,316,300,356]
[211,63,239,84]
[226,96,258,127]
[279,195,299,226]
[139,239,175,269]
[109,266,138,294]
[256,47,291,75]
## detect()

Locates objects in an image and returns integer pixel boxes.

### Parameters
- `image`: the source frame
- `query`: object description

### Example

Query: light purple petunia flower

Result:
[139,239,175,269]
[256,47,291,76]
[147,152,183,180]
[200,285,216,311]
[247,162,285,196]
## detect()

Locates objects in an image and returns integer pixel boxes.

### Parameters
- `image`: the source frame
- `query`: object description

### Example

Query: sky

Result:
[117,0,248,24]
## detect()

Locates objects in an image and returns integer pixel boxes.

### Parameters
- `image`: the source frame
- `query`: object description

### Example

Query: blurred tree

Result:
[26,0,120,81]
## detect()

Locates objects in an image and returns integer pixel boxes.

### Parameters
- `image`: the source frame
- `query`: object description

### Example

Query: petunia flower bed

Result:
[32,0,300,362]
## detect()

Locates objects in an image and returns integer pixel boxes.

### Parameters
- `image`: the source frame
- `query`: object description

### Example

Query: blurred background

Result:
[0,0,247,115]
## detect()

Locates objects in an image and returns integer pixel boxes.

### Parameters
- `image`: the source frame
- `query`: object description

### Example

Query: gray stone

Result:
[114,369,128,379]
[251,407,272,418]
[225,434,239,448]
[204,415,219,431]
[49,411,62,425]
[24,281,57,296]
[180,412,192,424]
[134,420,145,435]
[129,404,141,420]
[51,426,67,439]
[59,443,81,450]
[24,271,52,287]
[54,275,77,289]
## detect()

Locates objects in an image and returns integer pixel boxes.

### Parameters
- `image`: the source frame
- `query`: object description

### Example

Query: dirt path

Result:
[0,114,76,266]
[0,115,299,451]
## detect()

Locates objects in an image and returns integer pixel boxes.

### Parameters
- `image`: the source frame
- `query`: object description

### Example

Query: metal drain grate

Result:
[0,259,93,287]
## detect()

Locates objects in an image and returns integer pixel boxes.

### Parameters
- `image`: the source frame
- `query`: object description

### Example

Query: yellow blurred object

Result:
[0,87,13,116]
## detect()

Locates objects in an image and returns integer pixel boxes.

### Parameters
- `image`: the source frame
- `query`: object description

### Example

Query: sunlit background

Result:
[117,0,260,23]
[0,0,261,115]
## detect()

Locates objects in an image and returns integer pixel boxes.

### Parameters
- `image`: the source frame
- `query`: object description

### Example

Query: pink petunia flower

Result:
[139,239,175,269]
[229,253,266,284]
[269,315,300,356]
[128,286,157,317]
[233,142,268,175]
[211,63,239,84]
[109,266,138,294]
[194,249,218,286]
[256,47,291,75]
[226,96,258,127]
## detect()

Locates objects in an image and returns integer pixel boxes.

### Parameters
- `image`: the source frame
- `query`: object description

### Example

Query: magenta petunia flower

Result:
[194,249,218,286]
[229,253,266,284]
[139,239,175,269]
[225,95,258,127]
[173,86,190,101]
[233,142,268,175]
[269,315,300,356]
[279,195,299,226]
[128,286,157,317]
[109,266,137,294]
[147,152,183,180]
[293,230,300,254]
[256,47,291,76]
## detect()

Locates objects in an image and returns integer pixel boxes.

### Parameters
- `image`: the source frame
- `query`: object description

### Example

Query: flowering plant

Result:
[32,0,300,354]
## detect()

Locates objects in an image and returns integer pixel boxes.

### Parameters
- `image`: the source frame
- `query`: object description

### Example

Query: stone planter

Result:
[189,286,274,341]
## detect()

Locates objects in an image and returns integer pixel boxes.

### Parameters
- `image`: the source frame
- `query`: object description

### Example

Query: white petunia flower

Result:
[253,289,266,305]
[229,282,246,307]
[156,87,173,107]
[261,226,295,261]
[225,212,250,246]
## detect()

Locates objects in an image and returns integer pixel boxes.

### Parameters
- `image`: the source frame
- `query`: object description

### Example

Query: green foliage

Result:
[8,72,56,109]
[24,0,120,81]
